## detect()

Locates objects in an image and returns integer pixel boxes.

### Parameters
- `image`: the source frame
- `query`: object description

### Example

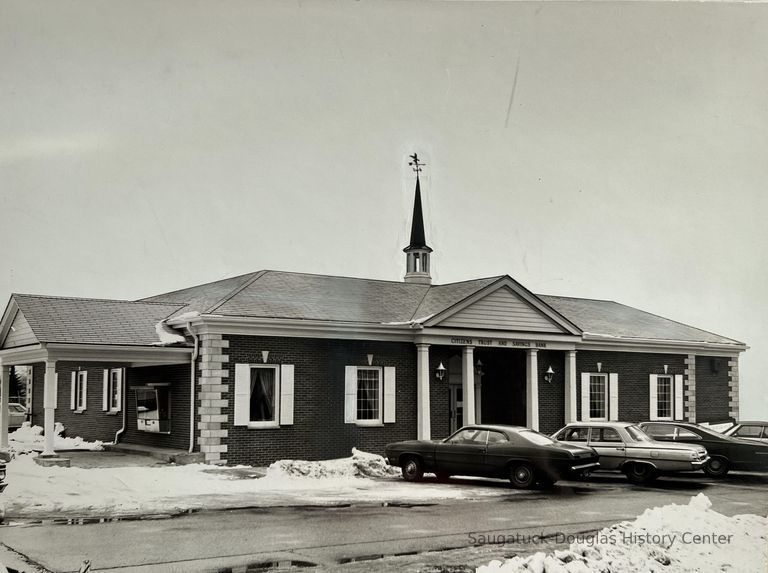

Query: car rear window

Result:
[519,430,557,446]
[734,425,764,438]
[487,431,508,444]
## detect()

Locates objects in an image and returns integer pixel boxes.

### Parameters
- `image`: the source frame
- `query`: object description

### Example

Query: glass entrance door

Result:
[449,385,464,433]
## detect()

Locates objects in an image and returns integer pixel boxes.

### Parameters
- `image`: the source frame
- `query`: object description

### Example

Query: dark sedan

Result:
[385,424,600,489]
[638,421,768,477]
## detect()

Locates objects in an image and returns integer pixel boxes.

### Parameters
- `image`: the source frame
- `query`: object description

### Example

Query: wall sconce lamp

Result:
[474,359,484,377]
[596,362,602,373]
[435,362,446,381]
[367,354,374,366]
[663,364,669,374]
[261,351,270,363]
[544,366,555,383]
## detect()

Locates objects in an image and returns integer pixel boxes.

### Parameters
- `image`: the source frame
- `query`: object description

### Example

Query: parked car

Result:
[385,424,600,489]
[552,422,709,484]
[721,421,768,443]
[7,403,27,430]
[638,421,768,477]
[0,460,6,494]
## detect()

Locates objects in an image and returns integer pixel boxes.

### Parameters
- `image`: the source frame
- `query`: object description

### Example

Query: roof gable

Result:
[425,277,581,335]
[1,308,38,349]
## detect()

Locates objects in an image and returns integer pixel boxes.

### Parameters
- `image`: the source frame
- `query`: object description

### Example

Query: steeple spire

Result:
[403,154,433,285]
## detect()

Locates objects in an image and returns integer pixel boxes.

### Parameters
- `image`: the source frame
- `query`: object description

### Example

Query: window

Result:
[643,423,675,440]
[234,363,294,428]
[249,365,280,424]
[136,386,171,433]
[564,427,589,442]
[487,431,508,444]
[447,428,487,444]
[356,367,381,423]
[734,425,764,438]
[675,427,702,441]
[519,430,557,446]
[71,370,87,411]
[344,365,396,426]
[595,428,622,443]
[589,374,607,420]
[657,376,672,419]
[103,368,122,412]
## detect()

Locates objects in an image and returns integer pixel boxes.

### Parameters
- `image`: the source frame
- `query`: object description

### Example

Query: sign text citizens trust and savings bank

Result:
[449,337,548,348]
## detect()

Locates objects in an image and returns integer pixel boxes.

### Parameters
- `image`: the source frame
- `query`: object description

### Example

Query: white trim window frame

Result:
[72,370,87,412]
[246,364,281,429]
[587,373,608,421]
[108,368,122,413]
[354,366,383,426]
[656,374,674,421]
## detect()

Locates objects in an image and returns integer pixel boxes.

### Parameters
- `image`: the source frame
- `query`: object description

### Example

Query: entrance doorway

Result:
[449,384,464,434]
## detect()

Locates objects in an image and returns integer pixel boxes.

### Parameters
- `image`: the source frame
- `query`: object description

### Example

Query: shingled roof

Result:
[1,270,744,348]
[6,294,186,347]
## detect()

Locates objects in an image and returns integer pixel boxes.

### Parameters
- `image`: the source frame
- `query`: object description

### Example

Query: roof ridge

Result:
[13,293,186,307]
[257,269,430,287]
[138,271,262,301]
[432,275,505,287]
[206,270,269,314]
[409,284,433,322]
[537,293,618,304]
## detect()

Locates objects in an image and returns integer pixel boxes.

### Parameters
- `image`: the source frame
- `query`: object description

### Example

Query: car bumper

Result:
[570,461,600,472]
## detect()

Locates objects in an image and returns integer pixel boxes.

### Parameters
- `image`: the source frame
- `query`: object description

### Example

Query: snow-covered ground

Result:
[476,494,768,573]
[6,423,105,455]
[2,448,502,518]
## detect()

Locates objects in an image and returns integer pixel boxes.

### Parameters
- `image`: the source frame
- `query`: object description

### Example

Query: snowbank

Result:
[2,449,499,518]
[7,423,105,454]
[267,448,401,479]
[477,494,767,573]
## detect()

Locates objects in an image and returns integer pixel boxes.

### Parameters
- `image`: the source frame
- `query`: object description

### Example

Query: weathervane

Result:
[408,153,425,176]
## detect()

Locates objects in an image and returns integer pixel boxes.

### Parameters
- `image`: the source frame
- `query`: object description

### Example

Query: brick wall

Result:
[428,346,454,439]
[122,364,191,450]
[30,362,126,442]
[575,351,686,422]
[695,356,732,422]
[224,335,418,466]
[537,350,566,434]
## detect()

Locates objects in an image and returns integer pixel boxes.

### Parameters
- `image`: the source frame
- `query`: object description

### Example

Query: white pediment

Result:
[432,284,573,334]
[1,310,38,349]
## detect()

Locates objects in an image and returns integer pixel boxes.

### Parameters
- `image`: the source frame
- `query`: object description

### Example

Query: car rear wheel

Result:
[509,462,536,489]
[624,462,658,485]
[401,457,424,482]
[703,456,730,478]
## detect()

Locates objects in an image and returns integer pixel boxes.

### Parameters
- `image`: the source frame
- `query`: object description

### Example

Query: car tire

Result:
[624,462,658,485]
[703,457,730,478]
[509,462,536,489]
[401,457,424,482]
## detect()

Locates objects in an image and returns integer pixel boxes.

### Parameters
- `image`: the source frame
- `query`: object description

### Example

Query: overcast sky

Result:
[1,1,766,417]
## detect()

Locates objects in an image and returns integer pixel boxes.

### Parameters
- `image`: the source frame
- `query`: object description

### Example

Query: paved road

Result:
[2,473,766,573]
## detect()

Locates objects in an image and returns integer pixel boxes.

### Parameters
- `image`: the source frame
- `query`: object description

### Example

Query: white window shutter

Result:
[82,371,88,410]
[102,370,109,411]
[608,373,619,421]
[54,373,58,410]
[674,374,684,420]
[279,364,294,425]
[344,366,357,424]
[70,372,76,410]
[383,366,396,423]
[234,364,250,426]
[649,374,659,421]
[580,373,590,421]
[117,369,124,411]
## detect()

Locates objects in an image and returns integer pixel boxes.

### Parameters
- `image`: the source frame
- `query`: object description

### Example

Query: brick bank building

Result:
[0,174,747,466]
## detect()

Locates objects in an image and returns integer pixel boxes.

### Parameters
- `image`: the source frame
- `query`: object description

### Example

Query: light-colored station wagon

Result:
[552,422,709,484]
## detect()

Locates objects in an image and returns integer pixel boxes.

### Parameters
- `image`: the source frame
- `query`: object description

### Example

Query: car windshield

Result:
[625,425,652,442]
[519,430,557,446]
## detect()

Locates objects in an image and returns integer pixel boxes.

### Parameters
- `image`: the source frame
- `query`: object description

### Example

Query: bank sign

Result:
[450,337,548,348]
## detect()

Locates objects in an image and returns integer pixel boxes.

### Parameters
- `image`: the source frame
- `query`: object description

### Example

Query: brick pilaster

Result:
[684,354,696,423]
[728,356,739,420]
[197,334,229,465]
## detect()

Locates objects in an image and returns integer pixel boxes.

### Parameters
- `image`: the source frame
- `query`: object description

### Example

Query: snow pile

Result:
[477,494,767,573]
[267,448,401,479]
[7,422,105,454]
[2,448,499,517]
[152,320,187,345]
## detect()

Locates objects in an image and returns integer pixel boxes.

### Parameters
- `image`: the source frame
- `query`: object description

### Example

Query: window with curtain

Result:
[356,367,380,421]
[250,366,277,422]
[589,374,607,419]
[657,375,672,419]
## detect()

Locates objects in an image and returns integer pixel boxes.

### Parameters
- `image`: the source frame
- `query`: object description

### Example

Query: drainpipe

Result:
[113,367,127,444]
[186,322,199,454]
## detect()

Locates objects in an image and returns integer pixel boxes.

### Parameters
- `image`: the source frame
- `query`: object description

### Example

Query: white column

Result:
[0,364,9,449]
[462,346,476,426]
[526,349,539,430]
[416,344,431,440]
[564,350,577,423]
[43,360,57,457]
